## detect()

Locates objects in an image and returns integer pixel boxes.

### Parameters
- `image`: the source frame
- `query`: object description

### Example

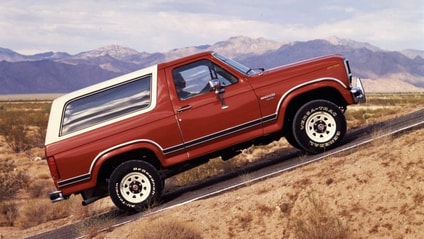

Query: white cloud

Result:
[309,7,424,51]
[0,0,422,54]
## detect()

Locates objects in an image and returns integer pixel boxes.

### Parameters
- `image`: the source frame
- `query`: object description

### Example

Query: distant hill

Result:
[0,36,423,94]
[0,60,119,93]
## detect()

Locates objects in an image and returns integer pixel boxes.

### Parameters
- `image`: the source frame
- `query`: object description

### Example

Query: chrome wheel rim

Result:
[119,172,151,203]
[305,111,337,143]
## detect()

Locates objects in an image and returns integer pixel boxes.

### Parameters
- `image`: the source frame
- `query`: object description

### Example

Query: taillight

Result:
[47,156,60,180]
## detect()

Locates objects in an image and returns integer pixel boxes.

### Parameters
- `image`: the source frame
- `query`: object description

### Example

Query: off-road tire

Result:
[109,160,163,213]
[292,100,346,153]
[284,124,301,149]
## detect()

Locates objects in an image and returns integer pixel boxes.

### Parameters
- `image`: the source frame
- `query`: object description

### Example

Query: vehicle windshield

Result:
[212,52,257,76]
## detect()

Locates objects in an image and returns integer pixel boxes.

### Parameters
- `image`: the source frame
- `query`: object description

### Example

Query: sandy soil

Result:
[89,127,423,239]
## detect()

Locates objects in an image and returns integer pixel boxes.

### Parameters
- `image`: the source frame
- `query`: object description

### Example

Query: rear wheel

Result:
[292,100,346,153]
[109,160,163,213]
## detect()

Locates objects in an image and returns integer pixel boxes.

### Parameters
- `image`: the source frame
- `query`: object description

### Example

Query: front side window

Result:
[173,60,238,100]
[61,75,151,135]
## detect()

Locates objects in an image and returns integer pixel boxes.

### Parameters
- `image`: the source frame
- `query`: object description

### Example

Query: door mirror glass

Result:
[209,79,225,94]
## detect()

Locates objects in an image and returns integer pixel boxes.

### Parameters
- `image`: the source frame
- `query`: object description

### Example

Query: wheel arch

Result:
[91,142,163,188]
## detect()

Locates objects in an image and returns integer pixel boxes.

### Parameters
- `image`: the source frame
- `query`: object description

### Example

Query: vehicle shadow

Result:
[159,148,300,205]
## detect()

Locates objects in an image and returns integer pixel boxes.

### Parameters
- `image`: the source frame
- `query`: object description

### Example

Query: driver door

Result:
[166,59,263,159]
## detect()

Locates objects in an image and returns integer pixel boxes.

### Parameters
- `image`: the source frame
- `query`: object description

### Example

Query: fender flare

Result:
[275,78,348,129]
[89,139,165,182]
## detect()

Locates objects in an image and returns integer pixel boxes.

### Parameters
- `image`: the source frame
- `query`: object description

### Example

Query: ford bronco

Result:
[45,51,365,212]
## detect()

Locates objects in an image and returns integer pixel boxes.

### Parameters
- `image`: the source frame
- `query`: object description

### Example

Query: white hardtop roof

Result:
[45,64,158,145]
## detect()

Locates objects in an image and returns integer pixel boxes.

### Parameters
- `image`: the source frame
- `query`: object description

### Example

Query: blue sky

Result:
[1,0,423,54]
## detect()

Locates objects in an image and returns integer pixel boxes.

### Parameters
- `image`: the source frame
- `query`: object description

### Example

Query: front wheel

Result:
[109,160,163,213]
[292,100,346,153]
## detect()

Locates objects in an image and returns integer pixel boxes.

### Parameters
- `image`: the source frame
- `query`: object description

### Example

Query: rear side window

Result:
[61,75,151,135]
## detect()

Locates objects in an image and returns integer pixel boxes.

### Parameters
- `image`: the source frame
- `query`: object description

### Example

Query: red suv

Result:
[46,51,365,212]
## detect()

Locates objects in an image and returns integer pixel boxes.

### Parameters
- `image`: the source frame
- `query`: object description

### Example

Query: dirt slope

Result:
[95,127,424,239]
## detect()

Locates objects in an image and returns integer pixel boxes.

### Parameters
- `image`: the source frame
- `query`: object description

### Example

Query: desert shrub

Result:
[129,217,202,239]
[0,201,19,226]
[0,102,49,153]
[291,190,348,239]
[366,93,424,106]
[0,160,30,200]
[0,111,32,153]
[27,108,49,147]
[19,200,53,228]
[18,199,72,229]
[172,158,231,186]
[28,180,54,198]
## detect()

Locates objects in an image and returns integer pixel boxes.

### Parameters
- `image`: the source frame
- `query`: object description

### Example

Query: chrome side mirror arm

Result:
[209,79,228,109]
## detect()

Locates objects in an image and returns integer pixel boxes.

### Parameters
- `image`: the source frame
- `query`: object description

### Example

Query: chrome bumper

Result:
[49,190,66,203]
[351,78,366,103]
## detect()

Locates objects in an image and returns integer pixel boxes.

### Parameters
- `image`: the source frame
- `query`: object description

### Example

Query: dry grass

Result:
[0,159,30,200]
[28,180,55,198]
[17,199,71,229]
[0,202,18,226]
[0,102,49,152]
[172,158,237,186]
[127,216,202,239]
[75,212,117,239]
[345,93,424,128]
[290,190,348,239]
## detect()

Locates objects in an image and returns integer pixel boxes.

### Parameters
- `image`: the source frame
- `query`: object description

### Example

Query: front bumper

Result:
[351,78,366,103]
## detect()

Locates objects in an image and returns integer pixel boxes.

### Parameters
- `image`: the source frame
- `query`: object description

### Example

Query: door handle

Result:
[177,105,192,113]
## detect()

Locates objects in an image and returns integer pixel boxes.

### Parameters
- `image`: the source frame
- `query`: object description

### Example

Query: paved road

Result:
[27,108,424,239]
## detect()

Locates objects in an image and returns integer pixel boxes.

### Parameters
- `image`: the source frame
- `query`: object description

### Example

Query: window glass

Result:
[61,75,151,135]
[214,64,238,87]
[173,60,238,100]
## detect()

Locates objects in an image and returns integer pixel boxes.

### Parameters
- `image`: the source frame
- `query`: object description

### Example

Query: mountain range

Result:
[1,36,423,94]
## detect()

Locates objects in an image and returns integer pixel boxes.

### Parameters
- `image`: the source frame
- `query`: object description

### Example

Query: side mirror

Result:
[208,79,228,109]
[209,79,225,94]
